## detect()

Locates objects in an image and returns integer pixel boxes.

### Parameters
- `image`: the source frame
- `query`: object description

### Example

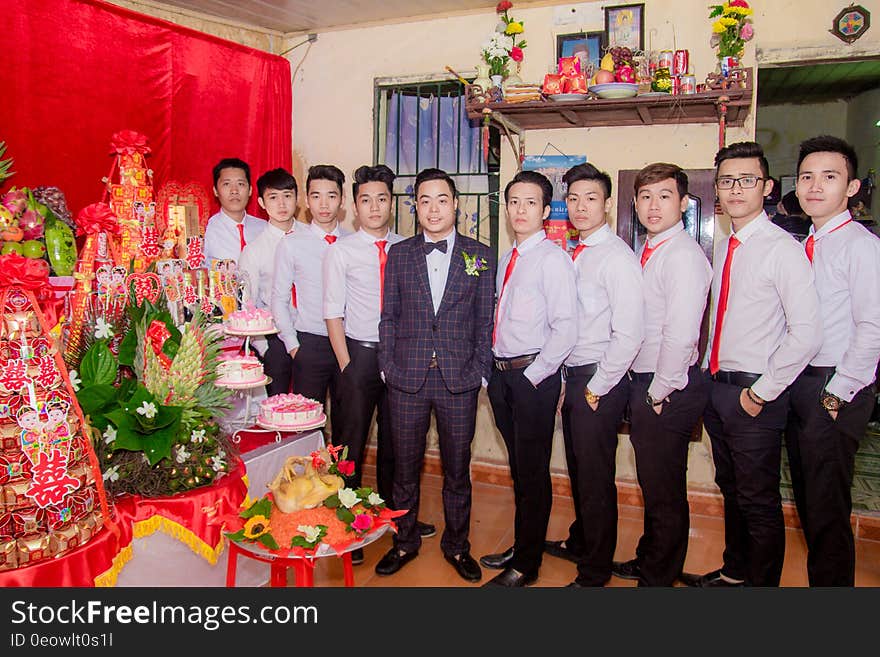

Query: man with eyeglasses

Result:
[680,141,822,587]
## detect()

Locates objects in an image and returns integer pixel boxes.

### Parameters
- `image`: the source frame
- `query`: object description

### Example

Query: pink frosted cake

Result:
[216,353,264,384]
[226,307,275,333]
[258,393,324,428]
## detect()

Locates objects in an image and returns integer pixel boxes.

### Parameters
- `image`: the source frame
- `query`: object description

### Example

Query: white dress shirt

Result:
[270,221,349,352]
[565,224,644,396]
[238,223,291,309]
[203,210,266,265]
[706,211,822,401]
[806,210,880,402]
[323,229,404,343]
[425,230,456,314]
[493,230,577,387]
[632,222,712,401]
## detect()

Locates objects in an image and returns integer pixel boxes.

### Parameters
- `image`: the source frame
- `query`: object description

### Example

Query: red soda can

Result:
[673,49,689,76]
[658,50,674,71]
[670,75,681,95]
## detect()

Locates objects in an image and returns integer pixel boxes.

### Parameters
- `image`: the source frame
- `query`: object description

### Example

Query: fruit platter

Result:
[589,46,637,86]
[0,141,77,276]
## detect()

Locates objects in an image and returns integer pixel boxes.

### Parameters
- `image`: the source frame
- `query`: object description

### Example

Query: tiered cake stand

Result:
[216,325,277,430]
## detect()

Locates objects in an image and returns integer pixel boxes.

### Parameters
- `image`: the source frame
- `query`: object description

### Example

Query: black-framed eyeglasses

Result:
[715,176,766,190]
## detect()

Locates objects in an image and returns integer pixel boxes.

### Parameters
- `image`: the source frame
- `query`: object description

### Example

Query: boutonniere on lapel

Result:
[463,252,489,277]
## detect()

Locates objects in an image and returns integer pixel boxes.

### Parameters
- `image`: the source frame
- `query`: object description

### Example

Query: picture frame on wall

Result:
[556,31,605,77]
[604,3,645,52]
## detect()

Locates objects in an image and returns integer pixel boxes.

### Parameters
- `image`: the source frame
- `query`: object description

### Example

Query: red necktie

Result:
[375,240,388,309]
[805,220,851,264]
[492,247,519,346]
[291,284,297,308]
[325,234,337,245]
[639,242,654,268]
[237,223,246,251]
[709,235,741,375]
[572,244,587,261]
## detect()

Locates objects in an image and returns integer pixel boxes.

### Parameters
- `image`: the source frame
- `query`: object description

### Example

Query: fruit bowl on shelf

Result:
[588,82,639,99]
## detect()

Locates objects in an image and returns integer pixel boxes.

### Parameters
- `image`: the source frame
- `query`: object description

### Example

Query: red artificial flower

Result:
[75,202,119,237]
[109,129,151,156]
[728,0,749,7]
[351,513,373,533]
[510,46,524,62]
[336,460,355,476]
[496,1,512,13]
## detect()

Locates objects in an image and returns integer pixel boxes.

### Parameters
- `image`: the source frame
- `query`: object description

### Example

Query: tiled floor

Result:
[288,471,880,588]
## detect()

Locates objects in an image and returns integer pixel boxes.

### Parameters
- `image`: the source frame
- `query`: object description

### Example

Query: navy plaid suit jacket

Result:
[379,233,496,394]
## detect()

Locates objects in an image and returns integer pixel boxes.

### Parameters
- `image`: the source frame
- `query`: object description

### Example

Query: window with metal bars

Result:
[373,77,500,247]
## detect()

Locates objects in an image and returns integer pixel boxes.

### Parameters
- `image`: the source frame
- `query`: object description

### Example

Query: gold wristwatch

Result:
[821,392,844,412]
[584,388,600,405]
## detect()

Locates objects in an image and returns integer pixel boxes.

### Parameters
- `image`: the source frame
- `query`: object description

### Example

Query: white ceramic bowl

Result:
[588,82,639,99]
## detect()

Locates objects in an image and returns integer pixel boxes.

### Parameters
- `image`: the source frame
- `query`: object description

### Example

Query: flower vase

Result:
[490,74,504,98]
[473,64,492,94]
[502,62,523,91]
[717,55,740,78]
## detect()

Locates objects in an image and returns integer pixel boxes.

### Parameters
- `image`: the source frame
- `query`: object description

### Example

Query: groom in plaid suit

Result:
[375,168,496,582]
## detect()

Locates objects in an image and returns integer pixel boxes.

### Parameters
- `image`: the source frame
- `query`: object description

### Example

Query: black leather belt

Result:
[628,370,653,383]
[562,362,598,379]
[494,353,538,371]
[348,339,378,350]
[803,365,836,378]
[711,370,761,387]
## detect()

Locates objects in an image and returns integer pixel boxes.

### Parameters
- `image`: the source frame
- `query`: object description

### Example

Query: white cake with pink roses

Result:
[258,393,325,429]
[216,353,265,385]
[225,306,275,333]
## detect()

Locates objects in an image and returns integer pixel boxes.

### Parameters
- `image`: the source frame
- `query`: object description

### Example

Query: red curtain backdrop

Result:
[0,0,292,217]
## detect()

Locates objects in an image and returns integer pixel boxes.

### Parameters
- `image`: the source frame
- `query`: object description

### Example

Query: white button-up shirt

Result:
[565,224,644,396]
[493,230,577,387]
[270,221,349,352]
[323,229,404,343]
[238,223,291,309]
[706,211,822,401]
[806,210,880,401]
[425,229,456,314]
[633,222,712,401]
[203,210,266,265]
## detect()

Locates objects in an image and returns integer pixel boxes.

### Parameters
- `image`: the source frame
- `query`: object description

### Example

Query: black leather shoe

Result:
[349,548,364,566]
[479,546,514,570]
[417,521,436,538]
[445,552,482,582]
[611,559,641,581]
[678,569,745,587]
[544,539,580,564]
[483,567,537,587]
[374,547,418,576]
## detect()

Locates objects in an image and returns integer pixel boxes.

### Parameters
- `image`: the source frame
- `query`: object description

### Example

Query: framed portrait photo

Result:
[604,3,645,52]
[556,31,605,77]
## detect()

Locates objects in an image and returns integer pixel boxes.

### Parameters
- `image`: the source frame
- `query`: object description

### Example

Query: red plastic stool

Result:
[226,541,355,587]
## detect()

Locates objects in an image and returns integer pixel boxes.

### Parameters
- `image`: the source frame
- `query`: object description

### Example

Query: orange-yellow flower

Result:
[243,515,270,539]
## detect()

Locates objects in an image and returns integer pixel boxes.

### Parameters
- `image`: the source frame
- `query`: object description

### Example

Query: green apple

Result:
[1,241,23,255]
[21,239,46,259]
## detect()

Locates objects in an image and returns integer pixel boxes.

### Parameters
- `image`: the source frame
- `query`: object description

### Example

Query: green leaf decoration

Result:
[79,340,118,387]
[240,497,273,520]
[291,536,317,549]
[336,507,355,524]
[257,533,279,550]
[117,329,137,368]
[76,383,119,416]
[355,487,373,499]
[226,530,246,542]
[323,494,340,509]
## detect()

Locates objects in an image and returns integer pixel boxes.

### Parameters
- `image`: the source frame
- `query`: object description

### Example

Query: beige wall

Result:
[847,87,880,178]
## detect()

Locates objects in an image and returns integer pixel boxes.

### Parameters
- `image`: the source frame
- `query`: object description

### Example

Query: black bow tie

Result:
[423,239,448,254]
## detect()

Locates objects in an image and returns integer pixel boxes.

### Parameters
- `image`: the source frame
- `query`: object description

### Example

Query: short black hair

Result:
[414,168,457,198]
[635,163,689,198]
[352,164,395,198]
[504,170,553,209]
[797,135,858,181]
[307,164,345,195]
[213,157,251,187]
[714,141,770,180]
[562,163,612,200]
[256,168,297,198]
